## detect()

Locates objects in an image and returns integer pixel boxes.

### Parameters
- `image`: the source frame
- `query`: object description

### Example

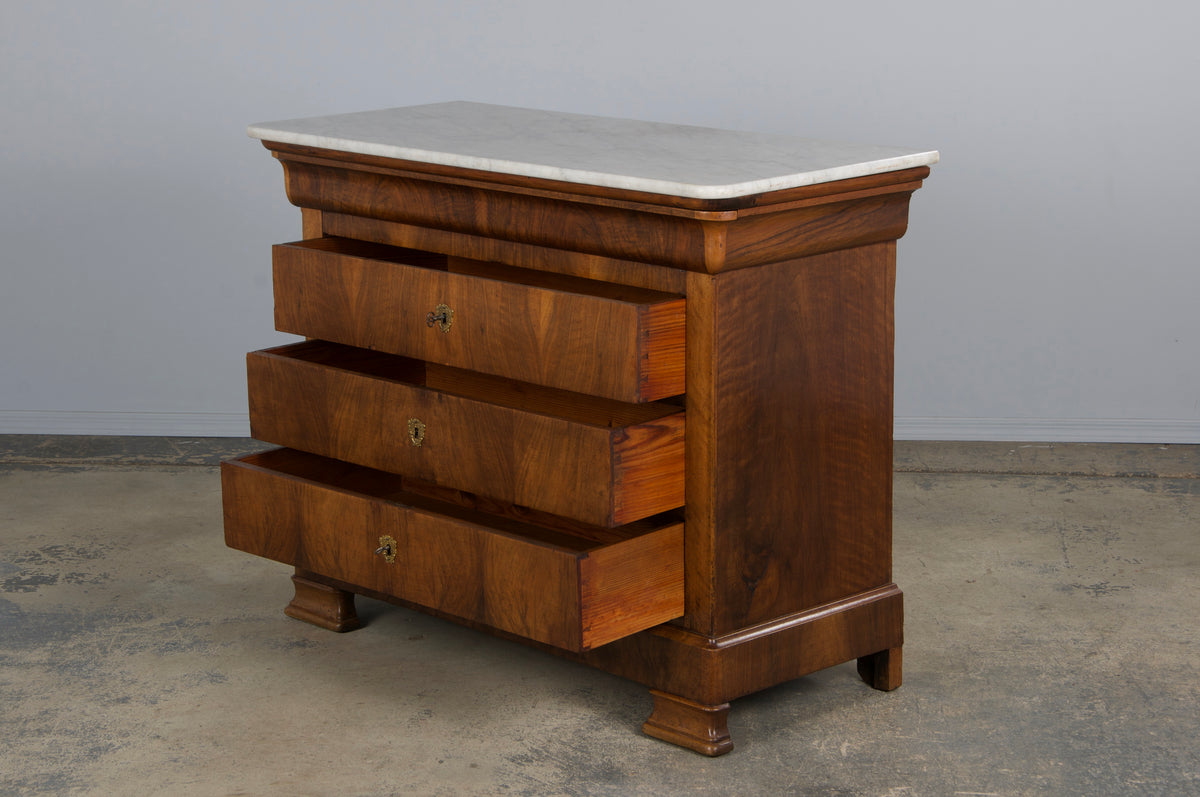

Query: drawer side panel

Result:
[611,414,686,527]
[579,522,685,650]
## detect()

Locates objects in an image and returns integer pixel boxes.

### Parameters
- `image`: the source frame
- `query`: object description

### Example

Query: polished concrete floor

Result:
[1,436,1197,796]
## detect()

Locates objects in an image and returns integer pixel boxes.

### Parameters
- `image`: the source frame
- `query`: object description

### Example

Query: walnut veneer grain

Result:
[225,116,932,755]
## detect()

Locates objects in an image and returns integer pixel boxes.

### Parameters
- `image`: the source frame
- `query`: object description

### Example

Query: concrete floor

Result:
[1,436,1197,796]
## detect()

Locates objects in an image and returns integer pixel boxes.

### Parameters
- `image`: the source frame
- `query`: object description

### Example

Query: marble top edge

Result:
[248,102,938,200]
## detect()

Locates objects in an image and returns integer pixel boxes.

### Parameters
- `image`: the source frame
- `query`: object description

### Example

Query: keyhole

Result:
[425,303,454,332]
[407,418,426,447]
[375,535,397,564]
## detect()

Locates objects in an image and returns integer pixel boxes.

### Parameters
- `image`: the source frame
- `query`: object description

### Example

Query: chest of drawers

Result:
[221,102,936,755]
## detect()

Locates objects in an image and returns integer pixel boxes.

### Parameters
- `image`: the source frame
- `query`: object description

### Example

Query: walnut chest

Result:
[222,102,937,755]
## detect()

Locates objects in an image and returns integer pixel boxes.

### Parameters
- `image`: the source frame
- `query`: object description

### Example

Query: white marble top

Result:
[248,102,937,200]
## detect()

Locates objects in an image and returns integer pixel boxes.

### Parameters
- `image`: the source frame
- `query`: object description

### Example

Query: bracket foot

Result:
[284,572,361,632]
[642,689,734,756]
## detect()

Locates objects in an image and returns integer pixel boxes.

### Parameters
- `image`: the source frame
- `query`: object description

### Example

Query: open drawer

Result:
[246,340,685,527]
[221,448,684,652]
[272,237,685,402]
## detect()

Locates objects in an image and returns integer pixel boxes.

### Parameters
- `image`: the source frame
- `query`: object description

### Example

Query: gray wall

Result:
[3,1,1197,442]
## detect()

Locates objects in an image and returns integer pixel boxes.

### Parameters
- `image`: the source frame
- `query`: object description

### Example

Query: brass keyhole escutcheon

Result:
[407,417,426,447]
[426,303,453,333]
[375,535,397,564]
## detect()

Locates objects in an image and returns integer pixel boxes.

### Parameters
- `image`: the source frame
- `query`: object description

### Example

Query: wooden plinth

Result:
[857,646,903,691]
[284,570,361,632]
[643,690,733,757]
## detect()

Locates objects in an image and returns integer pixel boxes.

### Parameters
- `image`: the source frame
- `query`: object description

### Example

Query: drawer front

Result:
[273,237,685,402]
[221,449,685,652]
[247,341,685,528]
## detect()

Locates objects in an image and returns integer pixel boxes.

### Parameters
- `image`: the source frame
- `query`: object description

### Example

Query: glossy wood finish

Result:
[278,569,902,746]
[688,243,896,634]
[265,141,925,213]
[858,646,903,691]
[246,341,685,527]
[222,448,684,651]
[320,212,688,294]
[643,691,732,757]
[267,141,926,273]
[273,237,685,402]
[284,571,360,632]
[227,130,931,756]
[580,584,903,707]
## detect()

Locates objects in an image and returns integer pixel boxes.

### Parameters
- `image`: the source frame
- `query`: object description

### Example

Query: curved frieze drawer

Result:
[272,237,685,402]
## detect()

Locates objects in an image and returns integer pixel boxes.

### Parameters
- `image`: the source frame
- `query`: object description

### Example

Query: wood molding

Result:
[268,143,923,274]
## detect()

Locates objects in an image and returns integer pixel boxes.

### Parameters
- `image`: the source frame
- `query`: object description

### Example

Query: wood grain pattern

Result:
[642,691,733,757]
[578,522,684,648]
[285,565,903,709]
[300,208,323,240]
[265,140,926,214]
[637,300,687,403]
[272,148,924,274]
[580,584,904,705]
[611,419,688,540]
[702,243,896,633]
[320,212,687,294]
[284,572,360,632]
[722,193,912,267]
[857,646,903,691]
[229,130,931,753]
[246,341,685,527]
[222,448,684,651]
[681,270,718,631]
[389,476,684,547]
[273,237,685,401]
[279,156,711,269]
[670,244,898,636]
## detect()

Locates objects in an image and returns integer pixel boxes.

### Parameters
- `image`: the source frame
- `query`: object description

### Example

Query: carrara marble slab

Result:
[249,101,938,200]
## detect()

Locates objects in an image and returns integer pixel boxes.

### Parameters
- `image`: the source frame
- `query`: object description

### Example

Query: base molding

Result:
[277,570,903,754]
[584,584,904,705]
[291,570,903,706]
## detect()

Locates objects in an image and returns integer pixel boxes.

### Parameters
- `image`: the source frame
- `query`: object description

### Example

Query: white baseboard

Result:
[1,411,1196,444]
[0,411,250,437]
[895,417,1200,444]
